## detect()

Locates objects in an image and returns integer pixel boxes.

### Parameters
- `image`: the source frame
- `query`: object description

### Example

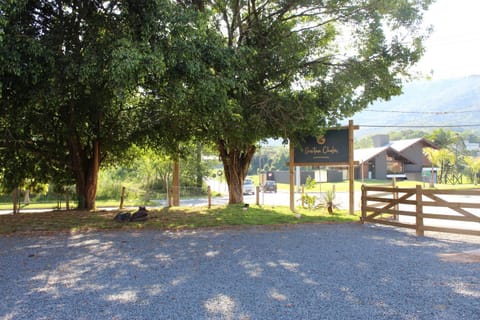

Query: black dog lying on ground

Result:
[114,206,148,222]
[130,206,148,221]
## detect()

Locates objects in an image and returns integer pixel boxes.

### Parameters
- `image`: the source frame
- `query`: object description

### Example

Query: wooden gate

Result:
[361,185,480,236]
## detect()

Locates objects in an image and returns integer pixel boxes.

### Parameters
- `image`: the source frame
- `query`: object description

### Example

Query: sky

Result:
[414,0,480,79]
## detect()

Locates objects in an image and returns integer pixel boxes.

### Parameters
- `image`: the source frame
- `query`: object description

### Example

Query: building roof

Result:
[355,137,438,165]
[354,147,389,163]
[389,138,438,152]
[354,146,414,164]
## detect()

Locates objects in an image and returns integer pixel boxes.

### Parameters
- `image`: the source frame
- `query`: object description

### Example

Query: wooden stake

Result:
[348,120,354,215]
[361,185,366,223]
[289,142,295,211]
[13,188,18,214]
[119,186,126,209]
[66,189,70,210]
[173,161,180,206]
[207,186,211,209]
[416,185,424,236]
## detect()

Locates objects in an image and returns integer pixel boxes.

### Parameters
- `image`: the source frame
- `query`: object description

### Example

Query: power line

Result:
[359,124,480,128]
[363,108,480,115]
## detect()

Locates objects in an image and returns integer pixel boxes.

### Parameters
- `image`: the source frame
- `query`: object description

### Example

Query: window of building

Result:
[387,157,404,174]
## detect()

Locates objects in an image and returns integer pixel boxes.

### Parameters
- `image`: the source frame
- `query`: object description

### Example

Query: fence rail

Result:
[361,184,480,236]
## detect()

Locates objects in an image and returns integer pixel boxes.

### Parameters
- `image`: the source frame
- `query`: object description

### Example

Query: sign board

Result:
[293,129,349,165]
[289,121,358,215]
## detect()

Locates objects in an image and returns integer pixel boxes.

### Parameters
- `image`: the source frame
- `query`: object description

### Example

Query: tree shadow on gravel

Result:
[0,224,479,319]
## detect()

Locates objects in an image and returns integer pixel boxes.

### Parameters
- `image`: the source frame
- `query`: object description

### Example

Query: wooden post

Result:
[289,142,295,211]
[12,188,18,214]
[301,185,305,207]
[173,161,180,206]
[65,189,70,210]
[119,186,126,209]
[361,185,366,223]
[255,185,260,206]
[207,186,211,209]
[392,177,398,220]
[415,184,424,236]
[348,120,355,215]
[167,188,172,207]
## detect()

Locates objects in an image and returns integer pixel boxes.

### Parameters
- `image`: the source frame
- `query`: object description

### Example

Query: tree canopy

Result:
[0,0,213,209]
[175,0,434,202]
[1,0,434,207]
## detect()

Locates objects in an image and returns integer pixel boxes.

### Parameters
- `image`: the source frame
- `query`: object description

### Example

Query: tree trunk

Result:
[70,138,100,211]
[327,203,333,214]
[12,188,19,214]
[439,160,445,184]
[218,140,256,204]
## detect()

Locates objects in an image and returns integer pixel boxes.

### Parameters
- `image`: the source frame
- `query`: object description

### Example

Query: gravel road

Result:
[1,223,479,320]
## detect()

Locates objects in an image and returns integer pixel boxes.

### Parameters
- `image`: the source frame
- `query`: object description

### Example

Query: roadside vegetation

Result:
[2,179,477,212]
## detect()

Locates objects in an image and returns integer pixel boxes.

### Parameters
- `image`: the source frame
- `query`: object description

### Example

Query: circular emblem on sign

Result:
[316,136,326,145]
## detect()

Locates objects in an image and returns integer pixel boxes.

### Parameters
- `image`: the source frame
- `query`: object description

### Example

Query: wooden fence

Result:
[361,184,480,236]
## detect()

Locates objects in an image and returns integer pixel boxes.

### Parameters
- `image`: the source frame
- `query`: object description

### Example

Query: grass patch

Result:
[0,205,360,235]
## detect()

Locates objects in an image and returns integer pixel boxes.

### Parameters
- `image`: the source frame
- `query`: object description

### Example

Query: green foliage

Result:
[0,0,210,207]
[195,0,431,202]
[96,170,125,200]
[304,176,317,190]
[317,189,340,215]
[95,144,216,199]
[0,0,434,207]
[299,193,318,211]
[424,147,457,184]
[297,177,320,210]
[249,145,290,174]
[389,130,430,141]
[427,129,464,149]
[464,156,480,185]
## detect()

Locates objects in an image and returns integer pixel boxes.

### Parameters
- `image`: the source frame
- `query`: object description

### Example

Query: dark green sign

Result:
[294,129,349,164]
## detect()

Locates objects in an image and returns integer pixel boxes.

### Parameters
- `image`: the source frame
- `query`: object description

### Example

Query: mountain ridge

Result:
[351,75,480,138]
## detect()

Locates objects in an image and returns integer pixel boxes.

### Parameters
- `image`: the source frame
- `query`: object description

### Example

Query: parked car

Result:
[262,180,277,193]
[242,178,255,195]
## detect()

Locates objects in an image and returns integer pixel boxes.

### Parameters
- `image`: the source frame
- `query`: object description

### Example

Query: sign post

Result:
[289,143,295,211]
[348,120,355,215]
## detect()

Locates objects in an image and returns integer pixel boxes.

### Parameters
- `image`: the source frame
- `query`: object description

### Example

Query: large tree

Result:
[1,0,434,207]
[0,0,183,209]
[180,0,433,203]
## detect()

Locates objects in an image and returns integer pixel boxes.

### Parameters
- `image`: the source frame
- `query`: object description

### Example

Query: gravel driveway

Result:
[1,223,479,320]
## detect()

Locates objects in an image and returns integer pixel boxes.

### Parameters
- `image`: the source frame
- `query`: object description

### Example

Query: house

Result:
[355,135,438,180]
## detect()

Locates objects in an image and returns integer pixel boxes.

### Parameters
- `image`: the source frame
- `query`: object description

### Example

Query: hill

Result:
[350,75,480,138]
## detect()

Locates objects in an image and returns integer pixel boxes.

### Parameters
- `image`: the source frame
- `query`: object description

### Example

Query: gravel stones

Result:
[1,224,479,319]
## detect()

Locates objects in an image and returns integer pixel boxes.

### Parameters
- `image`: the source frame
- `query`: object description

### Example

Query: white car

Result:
[242,178,255,195]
